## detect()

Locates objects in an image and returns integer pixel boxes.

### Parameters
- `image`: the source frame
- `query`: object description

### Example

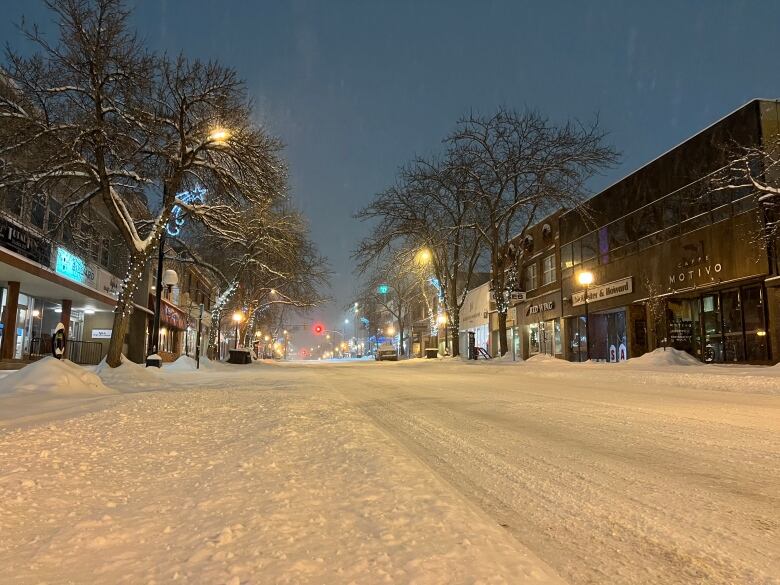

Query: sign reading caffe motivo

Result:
[571,277,632,306]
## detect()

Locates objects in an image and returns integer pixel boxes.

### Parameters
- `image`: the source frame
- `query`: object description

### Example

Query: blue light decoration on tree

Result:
[167,186,207,236]
[377,284,389,295]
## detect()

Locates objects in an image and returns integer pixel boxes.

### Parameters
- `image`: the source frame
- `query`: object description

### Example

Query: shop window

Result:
[528,323,540,355]
[700,294,723,363]
[720,289,744,362]
[742,285,768,361]
[524,264,537,291]
[542,254,556,285]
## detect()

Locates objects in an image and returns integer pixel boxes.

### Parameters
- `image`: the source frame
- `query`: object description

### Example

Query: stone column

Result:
[0,281,20,360]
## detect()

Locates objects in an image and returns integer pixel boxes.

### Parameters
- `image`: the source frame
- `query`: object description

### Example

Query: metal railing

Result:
[29,337,105,365]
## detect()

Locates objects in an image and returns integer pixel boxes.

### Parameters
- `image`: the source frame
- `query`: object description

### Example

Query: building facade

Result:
[513,210,565,360]
[0,188,134,364]
[558,99,779,364]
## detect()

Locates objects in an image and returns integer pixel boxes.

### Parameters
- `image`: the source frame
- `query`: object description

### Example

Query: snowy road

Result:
[326,360,780,585]
[1,355,778,584]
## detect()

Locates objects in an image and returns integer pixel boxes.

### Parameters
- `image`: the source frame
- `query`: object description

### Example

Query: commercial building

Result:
[458,281,491,357]
[0,188,136,365]
[557,99,779,364]
[513,210,566,360]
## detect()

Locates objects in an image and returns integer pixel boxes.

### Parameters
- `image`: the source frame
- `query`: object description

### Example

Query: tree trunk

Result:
[106,251,148,367]
[449,285,460,357]
[497,310,509,356]
[451,310,460,357]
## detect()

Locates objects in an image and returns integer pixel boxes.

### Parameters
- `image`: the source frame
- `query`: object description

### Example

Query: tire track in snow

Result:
[335,374,779,585]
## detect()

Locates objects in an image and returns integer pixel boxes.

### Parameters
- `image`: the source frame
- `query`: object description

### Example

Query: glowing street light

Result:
[232,311,244,349]
[386,326,395,336]
[415,247,432,265]
[576,271,595,361]
[208,127,230,143]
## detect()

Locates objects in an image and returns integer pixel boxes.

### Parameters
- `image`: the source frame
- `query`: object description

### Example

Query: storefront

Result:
[458,282,491,357]
[666,282,769,363]
[519,292,563,360]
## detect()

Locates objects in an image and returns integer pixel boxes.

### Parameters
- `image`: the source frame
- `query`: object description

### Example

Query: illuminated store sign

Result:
[55,247,95,286]
[572,277,632,306]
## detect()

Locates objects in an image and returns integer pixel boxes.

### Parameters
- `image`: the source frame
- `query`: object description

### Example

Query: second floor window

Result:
[525,264,537,291]
[542,254,556,285]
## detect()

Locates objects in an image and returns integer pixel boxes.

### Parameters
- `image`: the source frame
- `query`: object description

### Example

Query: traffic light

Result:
[312,322,325,336]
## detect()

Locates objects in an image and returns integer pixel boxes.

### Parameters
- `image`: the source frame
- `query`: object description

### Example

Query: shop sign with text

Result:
[572,277,632,306]
[526,300,555,316]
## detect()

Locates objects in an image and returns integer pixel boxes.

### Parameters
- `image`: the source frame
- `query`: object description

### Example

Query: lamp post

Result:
[577,271,594,362]
[232,311,244,349]
[147,242,178,367]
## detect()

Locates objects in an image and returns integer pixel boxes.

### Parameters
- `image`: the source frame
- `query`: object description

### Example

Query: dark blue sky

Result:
[3,0,779,328]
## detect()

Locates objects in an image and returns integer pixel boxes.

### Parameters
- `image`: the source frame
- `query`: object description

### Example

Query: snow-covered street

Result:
[0,354,778,584]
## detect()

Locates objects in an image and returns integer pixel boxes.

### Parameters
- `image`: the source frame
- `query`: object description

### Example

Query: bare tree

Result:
[642,274,667,351]
[355,154,484,356]
[354,249,422,356]
[448,108,618,355]
[0,0,285,366]
[711,137,780,245]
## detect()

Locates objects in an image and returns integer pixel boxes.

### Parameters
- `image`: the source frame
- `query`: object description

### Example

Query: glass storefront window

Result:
[742,286,768,361]
[720,289,744,362]
[701,294,723,363]
[528,323,540,355]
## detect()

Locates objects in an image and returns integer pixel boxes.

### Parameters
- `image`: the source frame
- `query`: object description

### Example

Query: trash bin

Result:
[425,348,439,359]
[228,348,252,364]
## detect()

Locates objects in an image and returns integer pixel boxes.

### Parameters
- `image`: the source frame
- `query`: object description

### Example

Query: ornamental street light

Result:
[232,311,244,349]
[415,247,432,266]
[577,270,594,361]
[208,127,230,144]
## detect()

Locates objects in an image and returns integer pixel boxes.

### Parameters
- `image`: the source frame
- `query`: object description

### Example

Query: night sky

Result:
[2,0,779,340]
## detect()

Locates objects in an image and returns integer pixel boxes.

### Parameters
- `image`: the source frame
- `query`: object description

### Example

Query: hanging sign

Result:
[91,329,112,339]
[572,277,632,306]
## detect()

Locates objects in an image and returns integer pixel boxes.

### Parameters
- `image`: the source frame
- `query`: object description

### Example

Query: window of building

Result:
[31,194,46,229]
[542,254,556,285]
[47,198,62,236]
[581,231,597,264]
[524,264,537,291]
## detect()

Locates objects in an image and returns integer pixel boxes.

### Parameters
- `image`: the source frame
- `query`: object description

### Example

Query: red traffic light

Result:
[312,322,325,335]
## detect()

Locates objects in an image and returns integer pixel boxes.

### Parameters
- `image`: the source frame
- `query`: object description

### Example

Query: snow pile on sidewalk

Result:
[164,354,224,372]
[0,357,115,397]
[619,347,702,367]
[95,354,162,391]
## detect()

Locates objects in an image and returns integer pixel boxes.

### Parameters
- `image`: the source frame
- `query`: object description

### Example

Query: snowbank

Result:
[164,354,226,372]
[619,347,702,368]
[0,357,115,397]
[95,354,162,391]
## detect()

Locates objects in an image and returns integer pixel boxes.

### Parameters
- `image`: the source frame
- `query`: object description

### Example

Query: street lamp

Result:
[415,247,432,265]
[147,257,178,366]
[232,311,244,349]
[208,127,230,144]
[577,270,594,362]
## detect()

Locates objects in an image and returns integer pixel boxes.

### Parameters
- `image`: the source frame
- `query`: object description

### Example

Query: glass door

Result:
[700,294,723,363]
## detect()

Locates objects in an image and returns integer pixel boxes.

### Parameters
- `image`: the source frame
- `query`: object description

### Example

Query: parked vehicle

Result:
[375,343,398,361]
